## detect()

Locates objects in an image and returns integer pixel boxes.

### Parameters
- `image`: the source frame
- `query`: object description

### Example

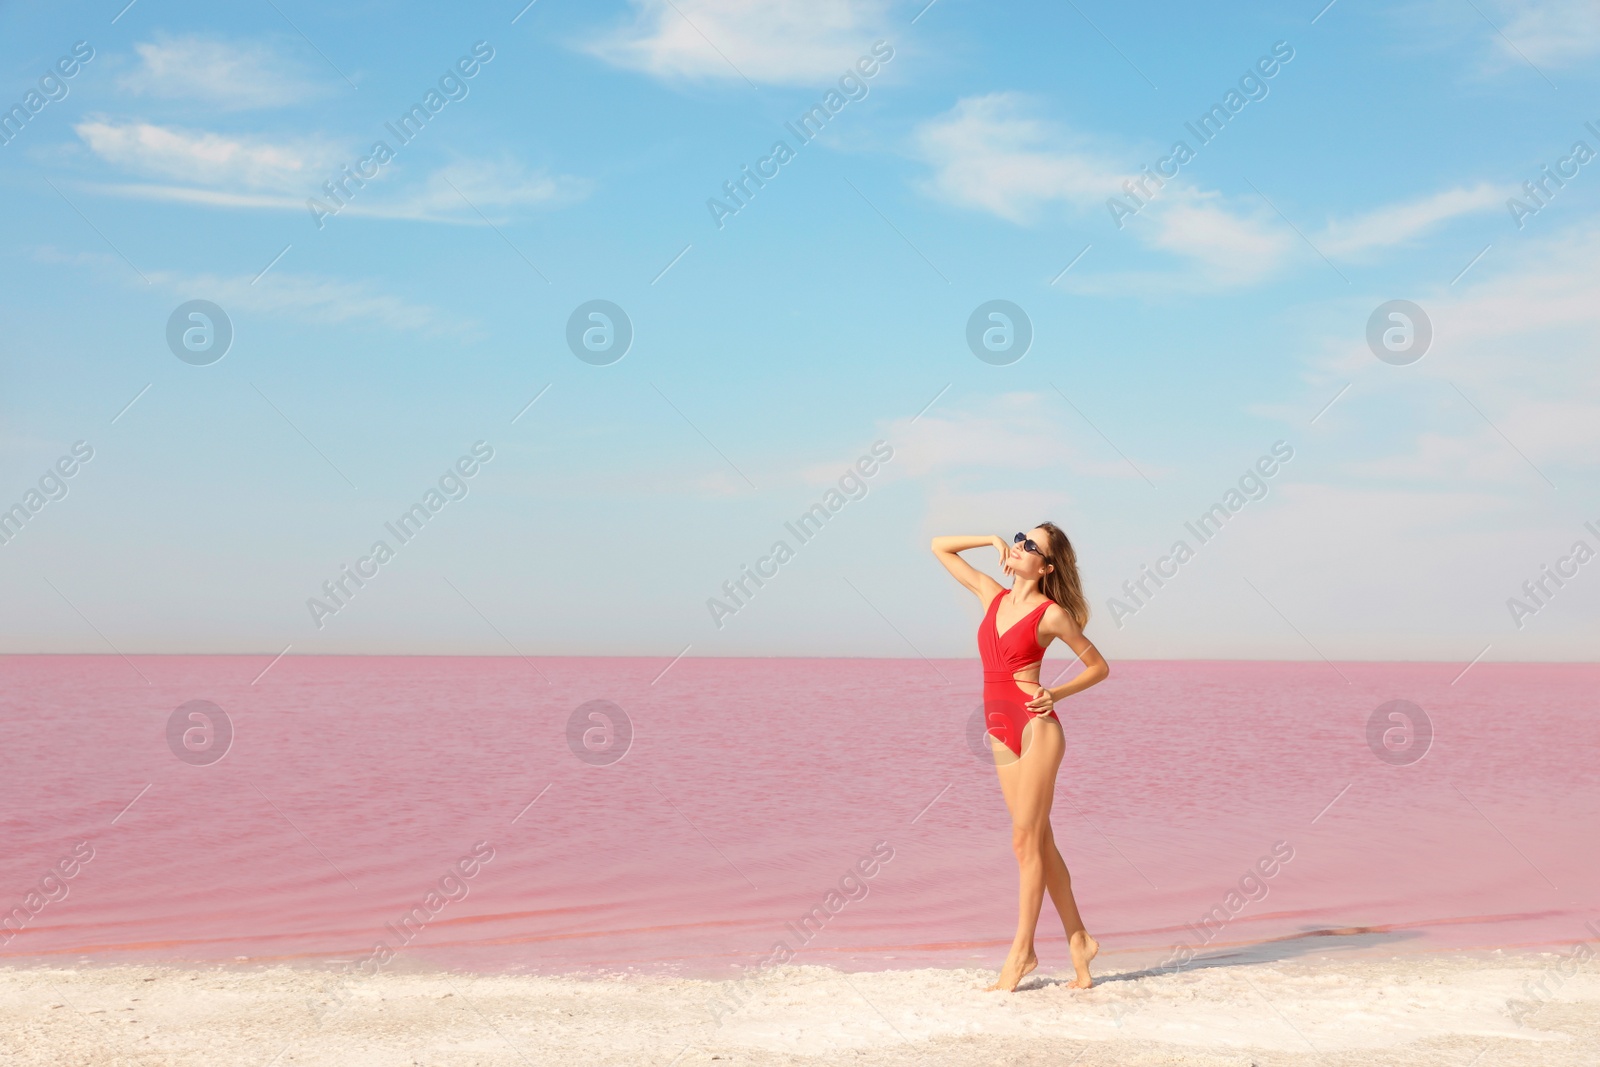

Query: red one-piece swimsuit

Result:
[978,591,1056,757]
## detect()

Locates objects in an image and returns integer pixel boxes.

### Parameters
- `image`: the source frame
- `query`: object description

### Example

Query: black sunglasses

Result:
[1013,532,1045,557]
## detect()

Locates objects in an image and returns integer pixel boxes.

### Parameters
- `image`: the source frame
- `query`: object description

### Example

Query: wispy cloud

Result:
[1141,188,1293,284]
[118,34,329,110]
[1497,0,1600,69]
[33,245,469,336]
[381,159,590,221]
[1315,183,1506,257]
[75,119,336,189]
[914,94,1505,287]
[83,163,587,224]
[1299,217,1600,483]
[911,93,1120,223]
[72,120,587,225]
[584,0,892,85]
[877,392,1137,551]
[146,268,467,335]
[873,391,1153,483]
[82,184,309,211]
[913,95,1288,284]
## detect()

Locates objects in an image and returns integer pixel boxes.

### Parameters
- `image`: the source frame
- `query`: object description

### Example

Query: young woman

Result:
[931,524,1110,992]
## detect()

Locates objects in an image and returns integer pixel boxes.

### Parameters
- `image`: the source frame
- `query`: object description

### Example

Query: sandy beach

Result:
[4,949,1597,1066]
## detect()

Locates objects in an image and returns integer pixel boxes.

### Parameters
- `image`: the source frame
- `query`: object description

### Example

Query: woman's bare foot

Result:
[984,949,1038,992]
[1067,931,1099,989]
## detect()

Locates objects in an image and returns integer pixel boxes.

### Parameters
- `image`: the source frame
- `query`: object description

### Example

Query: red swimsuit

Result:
[978,591,1056,756]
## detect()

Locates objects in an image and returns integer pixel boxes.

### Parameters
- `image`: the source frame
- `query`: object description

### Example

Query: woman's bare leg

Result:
[986,716,1064,992]
[1041,822,1098,988]
[986,730,1026,988]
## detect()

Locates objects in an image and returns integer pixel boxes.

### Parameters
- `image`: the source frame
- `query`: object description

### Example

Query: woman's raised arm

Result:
[931,534,1008,603]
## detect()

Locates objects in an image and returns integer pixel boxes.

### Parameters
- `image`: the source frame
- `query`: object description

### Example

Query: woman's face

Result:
[1007,526,1054,580]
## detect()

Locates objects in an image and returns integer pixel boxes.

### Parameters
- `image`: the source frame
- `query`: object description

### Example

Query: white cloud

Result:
[74,120,586,224]
[911,93,1287,273]
[686,470,753,498]
[872,391,1152,483]
[85,166,583,224]
[30,245,122,269]
[1126,479,1548,659]
[1338,425,1551,484]
[585,0,892,85]
[38,243,471,335]
[1498,0,1600,69]
[75,119,334,190]
[1139,188,1293,284]
[119,34,327,109]
[1330,216,1600,379]
[1316,183,1505,257]
[146,268,466,335]
[1297,216,1600,486]
[909,95,1289,283]
[1117,179,1501,285]
[84,183,309,211]
[911,93,1120,223]
[912,94,1509,287]
[384,159,590,221]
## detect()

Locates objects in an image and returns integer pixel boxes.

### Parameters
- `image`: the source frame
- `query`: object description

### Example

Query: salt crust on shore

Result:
[2,952,1596,1066]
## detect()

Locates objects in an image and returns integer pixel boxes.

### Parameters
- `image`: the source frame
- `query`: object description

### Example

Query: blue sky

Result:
[2,0,1597,662]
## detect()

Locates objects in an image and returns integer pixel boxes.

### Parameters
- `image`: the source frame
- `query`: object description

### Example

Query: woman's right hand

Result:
[993,535,1011,575]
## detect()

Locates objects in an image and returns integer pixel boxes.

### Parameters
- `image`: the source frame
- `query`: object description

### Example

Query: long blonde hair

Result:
[1034,521,1089,628]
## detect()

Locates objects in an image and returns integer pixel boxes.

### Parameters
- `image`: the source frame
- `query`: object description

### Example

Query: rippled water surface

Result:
[2,655,1594,977]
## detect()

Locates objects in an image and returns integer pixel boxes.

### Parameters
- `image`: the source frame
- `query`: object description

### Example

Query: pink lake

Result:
[1,655,1595,978]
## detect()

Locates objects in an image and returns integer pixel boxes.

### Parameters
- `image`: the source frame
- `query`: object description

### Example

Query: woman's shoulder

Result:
[1039,599,1080,633]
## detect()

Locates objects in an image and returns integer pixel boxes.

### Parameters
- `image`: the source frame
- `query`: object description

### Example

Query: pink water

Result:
[2,655,1595,978]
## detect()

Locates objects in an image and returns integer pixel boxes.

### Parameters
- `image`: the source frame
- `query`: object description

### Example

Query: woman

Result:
[931,524,1110,992]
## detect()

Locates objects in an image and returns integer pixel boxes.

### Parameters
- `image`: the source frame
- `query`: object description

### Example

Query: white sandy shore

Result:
[3,950,1597,1066]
